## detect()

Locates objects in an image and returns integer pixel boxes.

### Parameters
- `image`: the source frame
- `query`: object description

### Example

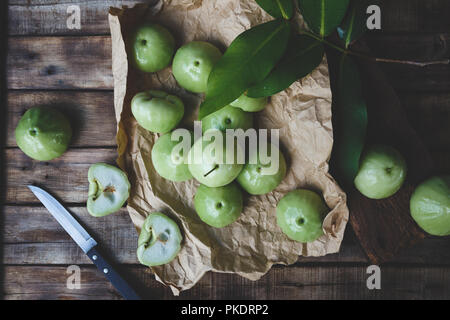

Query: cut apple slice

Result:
[137,212,182,267]
[87,163,130,217]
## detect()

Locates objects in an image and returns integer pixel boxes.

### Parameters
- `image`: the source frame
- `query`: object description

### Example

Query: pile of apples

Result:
[128,23,332,267]
[13,23,449,269]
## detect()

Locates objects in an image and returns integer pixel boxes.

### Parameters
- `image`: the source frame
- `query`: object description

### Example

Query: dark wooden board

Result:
[4,264,450,300]
[2,0,450,300]
[8,0,450,36]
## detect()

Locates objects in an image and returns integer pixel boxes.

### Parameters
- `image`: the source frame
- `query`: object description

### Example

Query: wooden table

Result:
[2,0,450,300]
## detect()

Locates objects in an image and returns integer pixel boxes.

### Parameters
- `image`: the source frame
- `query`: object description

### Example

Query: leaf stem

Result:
[299,30,450,67]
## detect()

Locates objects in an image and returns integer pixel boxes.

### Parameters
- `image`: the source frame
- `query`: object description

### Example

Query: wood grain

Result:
[6,91,117,147]
[8,0,450,36]
[5,148,117,204]
[8,36,113,90]
[4,264,450,300]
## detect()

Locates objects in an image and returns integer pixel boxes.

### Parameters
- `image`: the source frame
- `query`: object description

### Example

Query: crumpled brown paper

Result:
[109,0,348,295]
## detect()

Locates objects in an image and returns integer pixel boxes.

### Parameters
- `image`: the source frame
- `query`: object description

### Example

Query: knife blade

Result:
[28,185,141,300]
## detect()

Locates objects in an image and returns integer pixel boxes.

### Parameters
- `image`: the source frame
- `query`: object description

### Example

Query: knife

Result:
[28,185,141,300]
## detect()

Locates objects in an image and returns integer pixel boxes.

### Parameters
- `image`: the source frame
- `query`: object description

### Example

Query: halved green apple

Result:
[137,212,182,267]
[87,163,131,217]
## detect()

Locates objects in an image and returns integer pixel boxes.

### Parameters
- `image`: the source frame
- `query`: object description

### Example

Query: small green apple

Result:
[188,130,243,187]
[237,144,287,195]
[194,183,243,228]
[410,175,450,236]
[15,107,72,161]
[131,90,184,134]
[137,212,182,267]
[152,131,194,182]
[202,105,253,133]
[230,93,268,112]
[87,163,131,217]
[172,41,222,93]
[133,24,175,73]
[276,189,327,243]
[354,145,407,199]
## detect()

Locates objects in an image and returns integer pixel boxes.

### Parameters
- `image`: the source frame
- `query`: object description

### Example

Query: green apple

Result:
[202,105,253,133]
[172,41,222,93]
[137,212,182,267]
[133,24,175,73]
[15,107,72,161]
[230,92,268,112]
[277,189,327,242]
[410,175,450,236]
[194,183,243,228]
[354,145,407,199]
[87,163,131,217]
[188,130,243,187]
[237,144,287,195]
[152,130,194,182]
[131,90,184,133]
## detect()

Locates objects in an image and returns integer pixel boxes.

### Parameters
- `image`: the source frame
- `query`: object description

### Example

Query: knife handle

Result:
[87,247,141,300]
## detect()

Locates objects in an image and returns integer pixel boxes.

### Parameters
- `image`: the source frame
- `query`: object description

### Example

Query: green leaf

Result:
[247,35,324,98]
[337,0,371,48]
[199,19,290,119]
[331,53,368,187]
[297,0,350,37]
[256,0,294,20]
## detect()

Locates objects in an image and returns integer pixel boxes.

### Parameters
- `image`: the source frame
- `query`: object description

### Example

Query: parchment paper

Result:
[109,0,348,295]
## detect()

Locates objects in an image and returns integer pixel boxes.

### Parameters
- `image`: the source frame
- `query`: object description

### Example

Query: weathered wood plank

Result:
[3,205,450,265]
[6,91,117,147]
[7,34,450,91]
[5,148,118,204]
[8,0,450,36]
[6,91,450,149]
[3,206,138,264]
[7,36,113,90]
[4,264,450,300]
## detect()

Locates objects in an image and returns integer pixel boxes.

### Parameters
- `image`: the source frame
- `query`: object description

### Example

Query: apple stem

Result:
[204,164,219,177]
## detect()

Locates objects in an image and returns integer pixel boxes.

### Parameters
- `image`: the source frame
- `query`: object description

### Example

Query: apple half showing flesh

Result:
[410,175,450,236]
[188,130,243,187]
[276,189,328,243]
[194,183,243,228]
[87,163,131,217]
[137,212,182,267]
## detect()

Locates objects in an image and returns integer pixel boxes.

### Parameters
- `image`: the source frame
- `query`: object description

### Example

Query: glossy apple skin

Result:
[188,130,243,187]
[152,131,194,182]
[15,107,72,161]
[410,176,450,236]
[276,189,327,243]
[133,24,175,73]
[137,212,182,267]
[172,41,222,93]
[202,105,253,133]
[87,163,130,217]
[131,90,184,134]
[194,183,243,228]
[354,145,407,199]
[237,145,287,195]
[230,93,268,112]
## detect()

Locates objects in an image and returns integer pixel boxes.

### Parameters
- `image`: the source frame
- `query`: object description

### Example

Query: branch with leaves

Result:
[199,0,446,185]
